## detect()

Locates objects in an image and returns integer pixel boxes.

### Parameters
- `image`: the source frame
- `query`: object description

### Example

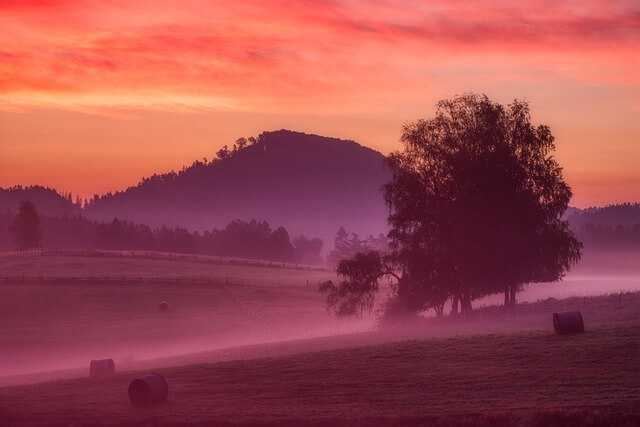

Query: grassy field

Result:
[0,254,361,384]
[1,324,639,425]
[2,254,640,381]
[0,254,336,287]
[2,252,640,425]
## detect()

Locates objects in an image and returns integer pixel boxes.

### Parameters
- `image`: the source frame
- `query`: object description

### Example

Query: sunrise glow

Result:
[1,0,639,206]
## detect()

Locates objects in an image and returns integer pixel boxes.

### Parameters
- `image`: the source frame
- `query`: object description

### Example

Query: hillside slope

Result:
[0,185,80,216]
[84,130,390,244]
[1,325,639,425]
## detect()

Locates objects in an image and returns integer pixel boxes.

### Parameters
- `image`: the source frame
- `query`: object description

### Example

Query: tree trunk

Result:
[450,296,459,316]
[434,302,445,317]
[509,284,517,306]
[504,286,511,308]
[460,293,473,312]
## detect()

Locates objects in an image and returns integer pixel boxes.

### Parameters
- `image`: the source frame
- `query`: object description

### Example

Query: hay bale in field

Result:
[128,373,168,406]
[159,301,169,312]
[89,359,115,377]
[553,311,584,335]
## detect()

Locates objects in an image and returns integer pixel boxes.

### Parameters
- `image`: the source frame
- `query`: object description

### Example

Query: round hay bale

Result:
[553,311,584,335]
[90,359,115,377]
[128,373,168,406]
[159,301,169,312]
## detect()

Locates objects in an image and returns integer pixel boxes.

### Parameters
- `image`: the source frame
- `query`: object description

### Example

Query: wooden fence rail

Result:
[0,247,332,272]
[0,274,244,287]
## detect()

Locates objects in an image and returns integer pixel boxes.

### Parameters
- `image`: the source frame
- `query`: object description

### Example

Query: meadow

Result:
[0,253,359,384]
[1,251,640,425]
[1,325,639,425]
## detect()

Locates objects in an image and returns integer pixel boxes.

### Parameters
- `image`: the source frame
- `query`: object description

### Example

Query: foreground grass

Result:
[1,324,639,426]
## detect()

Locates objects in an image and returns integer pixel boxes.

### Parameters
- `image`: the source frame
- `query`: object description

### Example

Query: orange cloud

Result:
[1,0,639,206]
[1,0,638,114]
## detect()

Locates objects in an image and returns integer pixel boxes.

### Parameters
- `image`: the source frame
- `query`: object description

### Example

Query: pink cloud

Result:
[0,0,638,114]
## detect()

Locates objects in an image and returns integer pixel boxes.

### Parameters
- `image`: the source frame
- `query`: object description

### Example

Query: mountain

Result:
[83,130,391,245]
[0,185,81,216]
[10,130,636,253]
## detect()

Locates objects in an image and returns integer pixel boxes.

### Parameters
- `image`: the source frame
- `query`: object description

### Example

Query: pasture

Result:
[0,252,335,286]
[2,251,640,425]
[0,253,363,384]
[1,324,639,425]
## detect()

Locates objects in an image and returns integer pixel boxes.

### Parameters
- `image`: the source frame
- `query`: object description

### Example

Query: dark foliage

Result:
[322,94,583,319]
[8,201,42,249]
[574,223,640,249]
[320,251,391,317]
[0,185,81,216]
[326,227,388,266]
[567,203,640,249]
[292,235,324,264]
[567,203,640,228]
[0,208,318,262]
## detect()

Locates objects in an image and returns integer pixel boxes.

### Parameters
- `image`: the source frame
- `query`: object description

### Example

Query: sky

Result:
[0,0,639,207]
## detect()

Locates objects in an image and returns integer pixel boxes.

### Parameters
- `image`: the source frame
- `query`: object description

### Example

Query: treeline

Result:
[567,203,640,228]
[574,223,640,249]
[0,185,81,215]
[0,211,323,264]
[565,203,640,250]
[327,227,389,266]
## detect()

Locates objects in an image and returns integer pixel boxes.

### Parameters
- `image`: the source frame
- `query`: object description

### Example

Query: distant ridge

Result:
[0,185,80,217]
[3,131,639,249]
[567,203,640,228]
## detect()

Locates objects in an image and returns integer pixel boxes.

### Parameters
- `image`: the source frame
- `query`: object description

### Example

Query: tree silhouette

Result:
[292,235,324,264]
[327,227,388,266]
[321,94,582,319]
[269,226,294,261]
[9,201,42,249]
[320,251,392,317]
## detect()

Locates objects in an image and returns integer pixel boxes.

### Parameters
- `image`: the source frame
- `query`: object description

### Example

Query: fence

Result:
[0,248,42,262]
[0,274,242,287]
[0,247,332,272]
[221,279,272,335]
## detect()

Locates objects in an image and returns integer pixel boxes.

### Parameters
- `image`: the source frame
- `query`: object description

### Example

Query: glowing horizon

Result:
[1,0,639,207]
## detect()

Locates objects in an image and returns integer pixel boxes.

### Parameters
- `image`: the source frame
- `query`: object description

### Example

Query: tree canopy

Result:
[9,201,42,250]
[321,94,582,319]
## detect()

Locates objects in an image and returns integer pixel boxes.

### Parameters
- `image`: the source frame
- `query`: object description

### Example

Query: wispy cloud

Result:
[0,0,638,115]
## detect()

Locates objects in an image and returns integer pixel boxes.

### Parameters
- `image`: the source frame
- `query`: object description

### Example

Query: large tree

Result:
[9,201,42,250]
[321,94,581,319]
